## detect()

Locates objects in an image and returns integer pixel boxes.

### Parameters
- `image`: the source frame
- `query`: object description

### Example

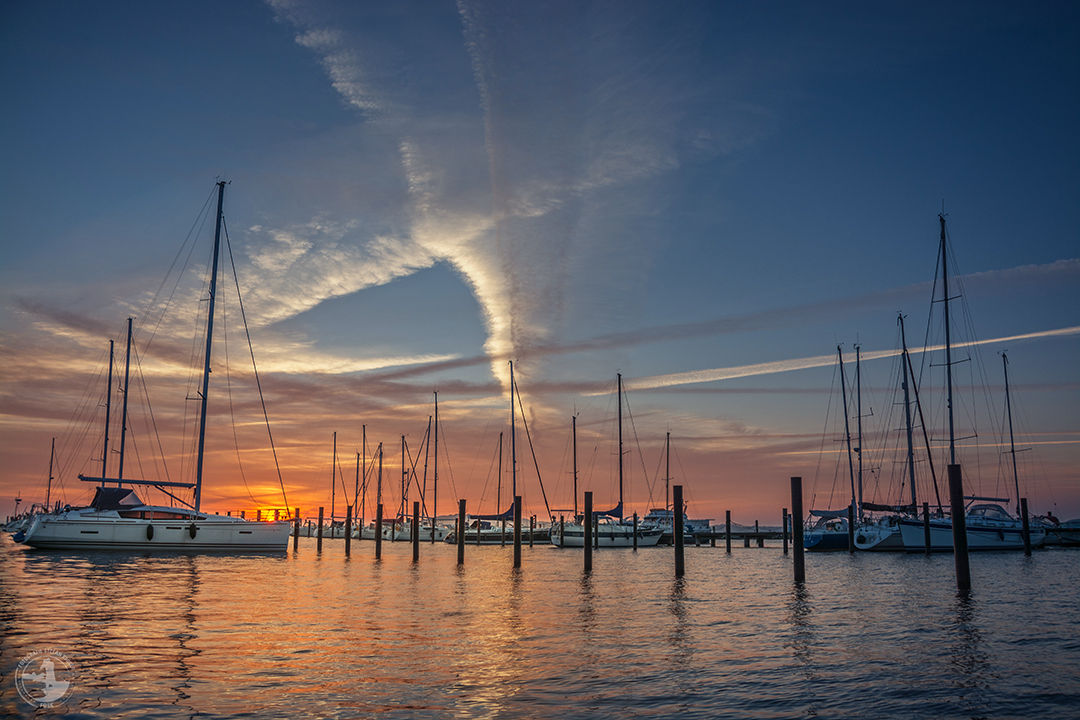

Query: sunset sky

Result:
[2,1,1077,526]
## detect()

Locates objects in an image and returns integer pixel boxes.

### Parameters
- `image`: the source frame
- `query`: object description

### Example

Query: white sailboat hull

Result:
[19,508,291,552]
[898,517,1045,552]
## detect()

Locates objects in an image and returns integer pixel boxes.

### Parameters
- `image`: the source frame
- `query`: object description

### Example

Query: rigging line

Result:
[139,187,217,354]
[132,338,172,483]
[219,298,261,507]
[513,373,552,520]
[436,409,459,501]
[222,218,289,510]
[621,391,652,510]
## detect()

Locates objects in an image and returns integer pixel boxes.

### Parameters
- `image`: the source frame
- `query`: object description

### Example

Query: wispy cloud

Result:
[624,325,1080,392]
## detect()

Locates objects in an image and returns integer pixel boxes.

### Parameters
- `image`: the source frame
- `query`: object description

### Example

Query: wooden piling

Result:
[559,515,565,548]
[412,501,420,562]
[293,507,300,551]
[923,501,932,555]
[344,505,352,557]
[513,496,522,569]
[257,509,262,522]
[584,491,593,572]
[948,464,971,594]
[1020,497,1031,557]
[782,508,789,555]
[374,503,383,559]
[674,485,685,577]
[632,512,638,550]
[725,510,731,554]
[317,507,324,552]
[791,477,805,584]
[529,514,534,548]
[457,499,466,565]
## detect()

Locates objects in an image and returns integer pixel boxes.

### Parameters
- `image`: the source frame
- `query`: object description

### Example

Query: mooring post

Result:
[632,512,638,550]
[560,515,565,548]
[674,485,685,577]
[317,506,324,552]
[375,503,383,559]
[476,513,481,545]
[1020,497,1031,557]
[412,501,420,563]
[847,504,855,554]
[948,464,971,594]
[782,508,789,555]
[923,501,932,555]
[344,505,352,557]
[725,510,731,554]
[293,507,300,551]
[584,491,593,573]
[513,496,522,569]
[458,499,466,565]
[257,509,262,522]
[529,514,534,548]
[594,515,599,549]
[791,477,805,584]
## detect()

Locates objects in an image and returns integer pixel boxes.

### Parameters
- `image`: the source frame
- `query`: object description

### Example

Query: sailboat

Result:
[550,374,663,548]
[896,214,1043,551]
[16,183,292,551]
[804,345,860,551]
[639,432,711,544]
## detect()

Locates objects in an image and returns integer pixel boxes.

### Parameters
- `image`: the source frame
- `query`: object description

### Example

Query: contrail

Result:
[620,326,1080,392]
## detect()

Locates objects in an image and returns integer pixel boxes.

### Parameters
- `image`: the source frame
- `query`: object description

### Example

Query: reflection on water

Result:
[2,539,1079,719]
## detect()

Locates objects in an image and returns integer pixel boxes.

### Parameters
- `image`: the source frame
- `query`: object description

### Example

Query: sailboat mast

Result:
[117,317,133,484]
[572,417,578,517]
[940,214,957,466]
[510,362,517,501]
[837,347,857,515]
[46,437,55,509]
[432,392,438,542]
[901,313,943,510]
[331,431,337,525]
[497,430,503,519]
[855,344,863,520]
[1003,353,1021,515]
[401,435,407,521]
[899,317,918,509]
[101,340,113,482]
[665,431,671,516]
[618,373,624,519]
[194,181,226,512]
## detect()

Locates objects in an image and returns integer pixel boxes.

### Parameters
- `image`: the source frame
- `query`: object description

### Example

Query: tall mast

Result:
[331,431,337,524]
[401,434,407,521]
[901,313,943,510]
[855,344,863,520]
[838,347,857,515]
[194,181,226,512]
[101,340,113,483]
[510,362,517,501]
[899,316,918,509]
[117,317,133,484]
[1003,353,1022,515]
[432,391,438,542]
[377,442,383,517]
[617,373,624,519]
[46,438,55,509]
[572,416,578,517]
[665,431,671,517]
[497,430,503,517]
[940,214,956,466]
[360,424,367,526]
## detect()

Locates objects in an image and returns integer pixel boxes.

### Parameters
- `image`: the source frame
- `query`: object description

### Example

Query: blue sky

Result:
[1,0,1077,523]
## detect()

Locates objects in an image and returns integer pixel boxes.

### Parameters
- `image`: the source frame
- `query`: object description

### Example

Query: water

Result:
[2,536,1078,719]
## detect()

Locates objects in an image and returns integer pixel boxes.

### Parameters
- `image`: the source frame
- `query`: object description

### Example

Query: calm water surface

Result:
[1,536,1078,719]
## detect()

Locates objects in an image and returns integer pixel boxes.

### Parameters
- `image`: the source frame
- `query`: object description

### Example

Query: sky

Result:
[1,0,1078,527]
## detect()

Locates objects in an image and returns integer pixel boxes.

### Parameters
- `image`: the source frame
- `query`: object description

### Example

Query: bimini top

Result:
[90,487,145,511]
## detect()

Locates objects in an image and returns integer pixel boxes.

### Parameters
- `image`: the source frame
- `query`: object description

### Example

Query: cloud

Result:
[624,325,1080,392]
